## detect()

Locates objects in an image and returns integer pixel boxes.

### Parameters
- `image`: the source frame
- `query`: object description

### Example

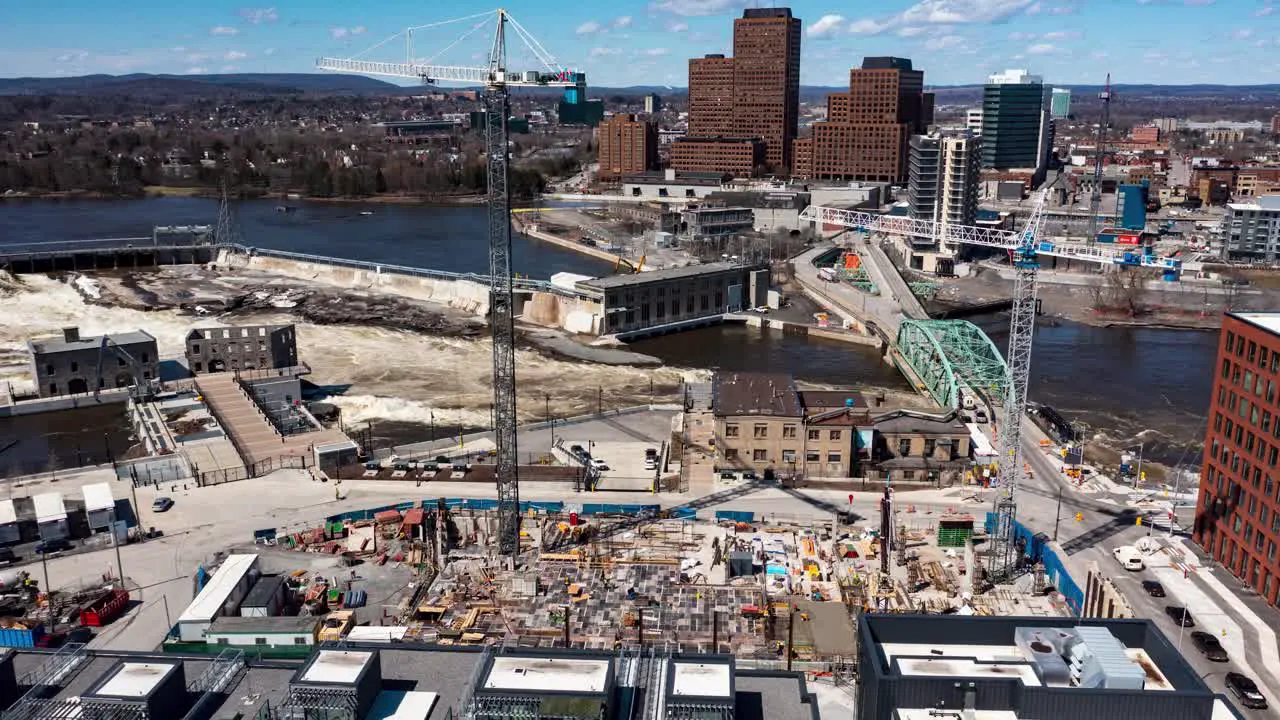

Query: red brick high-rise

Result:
[596,113,658,180]
[679,8,800,176]
[1194,312,1280,606]
[793,57,933,183]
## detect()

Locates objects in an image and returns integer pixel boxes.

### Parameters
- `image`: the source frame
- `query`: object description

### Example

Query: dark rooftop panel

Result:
[713,372,802,417]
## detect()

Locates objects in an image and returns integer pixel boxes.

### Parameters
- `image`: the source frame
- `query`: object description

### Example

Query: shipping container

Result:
[80,589,130,627]
[0,625,45,648]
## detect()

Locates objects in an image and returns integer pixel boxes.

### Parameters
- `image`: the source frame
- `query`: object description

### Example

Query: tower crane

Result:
[798,196,1180,580]
[317,11,583,561]
[1086,74,1113,243]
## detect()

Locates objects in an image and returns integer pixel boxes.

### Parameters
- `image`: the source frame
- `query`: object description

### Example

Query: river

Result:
[0,197,1218,469]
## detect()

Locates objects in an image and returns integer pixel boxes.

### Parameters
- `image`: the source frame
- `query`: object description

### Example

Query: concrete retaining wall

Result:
[216,248,491,316]
[522,292,604,334]
[0,389,130,418]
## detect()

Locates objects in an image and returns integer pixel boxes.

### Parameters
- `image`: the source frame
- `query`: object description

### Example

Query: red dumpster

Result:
[80,589,130,627]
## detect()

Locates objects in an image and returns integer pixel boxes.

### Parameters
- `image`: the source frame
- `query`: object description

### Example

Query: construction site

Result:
[194,487,1072,667]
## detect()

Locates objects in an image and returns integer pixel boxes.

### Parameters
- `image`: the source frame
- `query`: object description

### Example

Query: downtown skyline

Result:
[1,0,1278,87]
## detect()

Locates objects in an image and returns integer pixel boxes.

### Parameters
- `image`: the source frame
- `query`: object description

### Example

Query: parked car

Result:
[0,548,17,566]
[1165,606,1194,627]
[741,471,758,481]
[1142,580,1166,597]
[152,496,175,512]
[645,448,658,459]
[570,444,586,456]
[644,458,657,471]
[1190,631,1229,662]
[590,458,610,471]
[1225,672,1268,709]
[35,538,72,555]
[719,471,737,481]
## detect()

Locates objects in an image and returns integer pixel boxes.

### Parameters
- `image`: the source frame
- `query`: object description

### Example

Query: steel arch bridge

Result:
[896,319,1009,409]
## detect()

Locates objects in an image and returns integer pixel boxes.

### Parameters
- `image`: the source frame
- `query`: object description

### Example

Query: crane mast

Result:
[317,10,582,562]
[1086,74,1112,243]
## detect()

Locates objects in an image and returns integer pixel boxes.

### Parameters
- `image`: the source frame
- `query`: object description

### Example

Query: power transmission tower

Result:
[215,181,240,246]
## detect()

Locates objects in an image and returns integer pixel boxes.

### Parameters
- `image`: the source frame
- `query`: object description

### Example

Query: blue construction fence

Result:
[254,500,668,542]
[984,512,1084,615]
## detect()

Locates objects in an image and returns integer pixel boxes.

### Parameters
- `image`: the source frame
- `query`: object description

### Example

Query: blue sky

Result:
[1,0,1277,87]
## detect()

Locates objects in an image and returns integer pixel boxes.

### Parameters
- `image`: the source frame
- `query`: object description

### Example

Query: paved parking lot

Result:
[569,439,659,492]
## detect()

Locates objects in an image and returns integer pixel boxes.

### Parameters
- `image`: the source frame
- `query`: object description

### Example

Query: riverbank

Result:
[2,187,495,206]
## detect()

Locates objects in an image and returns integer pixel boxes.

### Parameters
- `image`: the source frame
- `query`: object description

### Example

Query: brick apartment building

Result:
[678,8,800,176]
[596,113,658,180]
[1194,312,1280,607]
[1130,125,1161,144]
[792,57,933,183]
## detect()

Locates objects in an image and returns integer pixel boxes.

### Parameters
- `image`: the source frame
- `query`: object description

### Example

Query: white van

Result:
[1113,545,1144,571]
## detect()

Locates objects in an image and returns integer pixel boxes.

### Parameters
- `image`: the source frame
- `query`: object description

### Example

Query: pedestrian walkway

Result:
[194,373,347,467]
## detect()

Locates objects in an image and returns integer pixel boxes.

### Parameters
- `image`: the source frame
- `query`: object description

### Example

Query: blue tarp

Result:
[766,564,787,575]
[984,512,1084,614]
[715,510,754,523]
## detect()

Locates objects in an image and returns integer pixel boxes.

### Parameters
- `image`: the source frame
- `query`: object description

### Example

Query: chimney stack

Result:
[62,327,80,343]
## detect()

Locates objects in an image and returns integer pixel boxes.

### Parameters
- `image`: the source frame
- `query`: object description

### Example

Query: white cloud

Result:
[613,15,633,28]
[899,0,1034,25]
[1184,0,1214,5]
[329,27,349,39]
[263,47,276,55]
[848,18,891,34]
[185,66,208,74]
[220,64,239,72]
[1091,50,1109,59]
[238,7,278,24]
[897,25,929,36]
[54,50,89,62]
[169,46,186,53]
[209,26,239,36]
[1007,30,1032,40]
[925,34,964,50]
[647,0,745,17]
[185,52,210,62]
[666,20,690,31]
[589,46,623,56]
[640,47,670,56]
[807,14,846,38]
[1042,30,1079,39]
[224,50,248,60]
[351,26,366,35]
[1025,42,1058,53]
[1256,5,1275,16]
[576,20,602,34]
[1232,28,1254,38]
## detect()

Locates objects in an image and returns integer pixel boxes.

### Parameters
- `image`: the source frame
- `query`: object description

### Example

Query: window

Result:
[254,637,267,645]
[1223,358,1232,378]
[827,452,842,463]
[70,361,78,372]
[753,449,767,461]
[898,439,912,456]
[753,424,768,439]
[194,362,203,372]
[118,358,127,367]
[48,383,57,394]
[141,352,149,363]
[294,637,308,645]
[216,638,229,645]
[808,429,820,440]
[924,439,936,457]
[1227,330,1236,352]
[192,343,200,354]
[805,450,820,462]
[725,425,739,438]
[44,364,53,375]
[1250,340,1258,362]
[725,448,738,459]
[1246,370,1254,390]
[902,470,916,480]
[782,449,796,463]
[829,430,842,441]
[783,425,797,439]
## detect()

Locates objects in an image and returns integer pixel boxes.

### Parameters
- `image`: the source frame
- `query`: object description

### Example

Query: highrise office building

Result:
[981,69,1052,174]
[678,8,801,176]
[791,57,933,183]
[1050,88,1071,119]
[596,113,658,180]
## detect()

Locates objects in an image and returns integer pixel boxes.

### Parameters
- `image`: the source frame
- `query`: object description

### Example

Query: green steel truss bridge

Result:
[896,319,1009,409]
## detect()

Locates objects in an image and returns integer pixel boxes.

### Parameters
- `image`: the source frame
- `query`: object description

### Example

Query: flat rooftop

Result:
[368,691,440,720]
[30,329,155,355]
[578,261,748,291]
[300,650,374,685]
[483,656,610,694]
[92,662,178,698]
[178,554,259,623]
[1231,312,1280,337]
[671,662,731,697]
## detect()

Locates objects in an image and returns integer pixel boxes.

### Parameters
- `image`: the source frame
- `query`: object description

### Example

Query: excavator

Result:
[613,255,645,274]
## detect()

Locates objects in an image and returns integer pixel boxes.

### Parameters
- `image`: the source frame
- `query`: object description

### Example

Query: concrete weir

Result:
[216,246,494,316]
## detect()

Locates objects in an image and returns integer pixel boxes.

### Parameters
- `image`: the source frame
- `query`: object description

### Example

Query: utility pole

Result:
[110,508,125,585]
[1053,489,1063,541]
